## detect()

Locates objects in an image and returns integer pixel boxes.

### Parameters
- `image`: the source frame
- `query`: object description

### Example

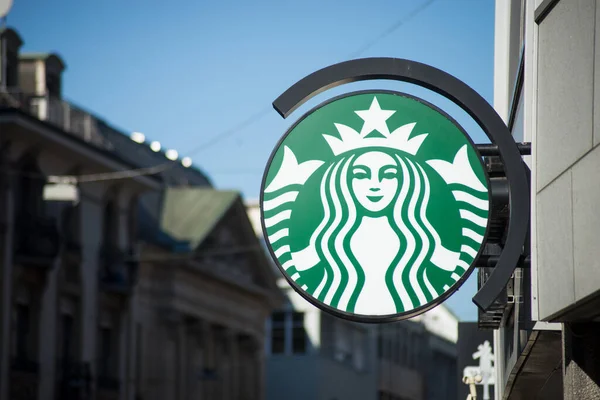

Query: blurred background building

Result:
[248,201,459,400]
[0,26,282,400]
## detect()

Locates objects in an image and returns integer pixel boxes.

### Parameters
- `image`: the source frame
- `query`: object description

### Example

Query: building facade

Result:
[247,201,458,400]
[136,188,282,400]
[0,27,281,400]
[491,0,600,398]
[378,306,458,400]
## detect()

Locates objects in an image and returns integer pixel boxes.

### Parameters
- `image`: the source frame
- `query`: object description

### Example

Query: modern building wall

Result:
[377,307,458,400]
[493,0,600,398]
[535,0,600,322]
[264,279,377,400]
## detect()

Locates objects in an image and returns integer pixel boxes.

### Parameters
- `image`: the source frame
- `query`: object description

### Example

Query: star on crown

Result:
[322,96,429,156]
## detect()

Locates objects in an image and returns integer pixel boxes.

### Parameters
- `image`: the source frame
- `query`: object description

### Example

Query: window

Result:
[333,322,352,364]
[6,50,18,88]
[17,162,45,220]
[353,330,365,371]
[269,311,308,355]
[407,332,414,368]
[128,198,139,254]
[414,336,422,371]
[61,314,74,362]
[135,323,143,391]
[393,327,401,364]
[506,0,527,112]
[400,331,408,366]
[291,312,306,354]
[15,304,30,359]
[270,312,285,354]
[98,327,112,378]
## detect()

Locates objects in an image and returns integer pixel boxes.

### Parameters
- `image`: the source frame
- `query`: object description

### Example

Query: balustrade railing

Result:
[1,89,112,149]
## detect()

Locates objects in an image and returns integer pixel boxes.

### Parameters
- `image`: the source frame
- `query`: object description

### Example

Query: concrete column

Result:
[254,337,265,400]
[215,329,224,400]
[79,200,101,400]
[125,299,137,400]
[177,319,188,400]
[147,310,171,400]
[37,257,61,400]
[239,335,261,400]
[245,337,264,400]
[563,323,600,400]
[0,171,14,400]
[186,321,203,400]
[202,322,215,400]
[118,301,132,400]
[156,311,179,400]
[227,330,239,400]
[238,342,248,399]
[284,312,292,355]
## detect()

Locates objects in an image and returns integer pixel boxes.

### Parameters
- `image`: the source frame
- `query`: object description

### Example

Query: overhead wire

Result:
[347,0,438,59]
[7,0,438,185]
[117,0,438,259]
[181,0,438,162]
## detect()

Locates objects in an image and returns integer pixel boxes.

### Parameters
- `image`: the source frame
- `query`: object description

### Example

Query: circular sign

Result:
[260,90,491,322]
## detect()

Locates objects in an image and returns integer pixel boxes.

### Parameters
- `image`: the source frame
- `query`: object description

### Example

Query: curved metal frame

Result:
[271,57,530,312]
[262,89,492,323]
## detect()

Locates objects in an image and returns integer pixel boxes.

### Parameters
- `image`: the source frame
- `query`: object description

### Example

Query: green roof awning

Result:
[160,188,239,249]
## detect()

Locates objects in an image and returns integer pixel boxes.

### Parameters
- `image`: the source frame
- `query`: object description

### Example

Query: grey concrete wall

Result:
[266,354,378,400]
[319,357,377,400]
[266,356,319,400]
[536,0,600,320]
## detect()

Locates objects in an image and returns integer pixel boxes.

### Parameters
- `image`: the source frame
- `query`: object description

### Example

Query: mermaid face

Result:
[351,151,399,213]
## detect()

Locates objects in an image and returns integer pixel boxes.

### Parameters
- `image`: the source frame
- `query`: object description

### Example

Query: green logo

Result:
[261,91,490,319]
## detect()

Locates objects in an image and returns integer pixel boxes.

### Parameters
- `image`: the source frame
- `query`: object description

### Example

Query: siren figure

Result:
[263,95,489,316]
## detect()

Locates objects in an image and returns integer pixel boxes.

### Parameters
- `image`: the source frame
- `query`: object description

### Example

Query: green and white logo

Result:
[261,91,490,320]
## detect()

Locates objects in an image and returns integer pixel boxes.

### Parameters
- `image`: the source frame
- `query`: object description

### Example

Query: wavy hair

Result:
[310,150,441,314]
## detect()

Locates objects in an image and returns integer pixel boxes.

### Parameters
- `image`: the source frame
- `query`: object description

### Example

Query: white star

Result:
[355,97,396,137]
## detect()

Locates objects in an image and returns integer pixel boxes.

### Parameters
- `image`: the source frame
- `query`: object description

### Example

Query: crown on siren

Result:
[322,96,428,156]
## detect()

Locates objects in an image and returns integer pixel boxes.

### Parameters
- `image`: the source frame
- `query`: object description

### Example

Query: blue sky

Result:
[7,0,495,321]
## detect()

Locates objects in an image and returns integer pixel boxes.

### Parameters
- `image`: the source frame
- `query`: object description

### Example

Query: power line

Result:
[0,162,174,184]
[177,0,440,177]
[348,0,438,59]
[12,0,439,184]
[184,107,273,157]
[187,0,439,159]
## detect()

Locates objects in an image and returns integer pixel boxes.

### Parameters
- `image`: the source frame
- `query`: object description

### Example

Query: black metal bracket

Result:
[477,255,531,269]
[273,57,531,313]
[477,142,531,157]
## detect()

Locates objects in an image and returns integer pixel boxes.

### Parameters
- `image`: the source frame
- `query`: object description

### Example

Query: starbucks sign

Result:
[261,90,491,321]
